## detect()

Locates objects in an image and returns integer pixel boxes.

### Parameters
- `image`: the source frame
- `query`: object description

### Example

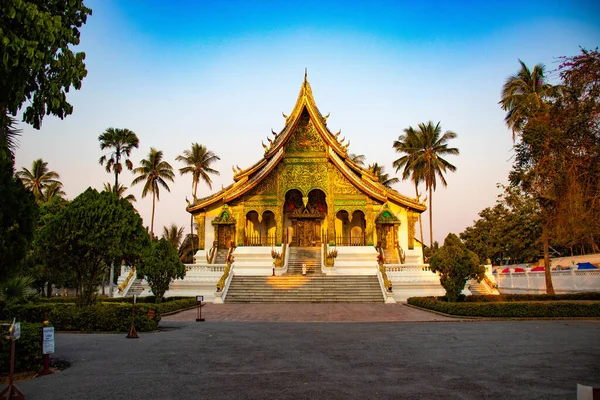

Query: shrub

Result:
[408,296,600,317]
[0,322,42,374]
[0,303,159,332]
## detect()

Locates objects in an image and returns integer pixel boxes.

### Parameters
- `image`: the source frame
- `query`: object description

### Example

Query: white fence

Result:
[495,269,600,294]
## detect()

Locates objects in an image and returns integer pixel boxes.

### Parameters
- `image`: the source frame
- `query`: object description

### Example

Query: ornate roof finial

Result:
[304,68,307,82]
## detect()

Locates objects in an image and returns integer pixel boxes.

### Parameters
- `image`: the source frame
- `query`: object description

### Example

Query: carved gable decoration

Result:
[375,204,400,225]
[331,165,361,195]
[285,109,326,153]
[281,163,328,195]
[212,204,236,225]
[248,171,278,196]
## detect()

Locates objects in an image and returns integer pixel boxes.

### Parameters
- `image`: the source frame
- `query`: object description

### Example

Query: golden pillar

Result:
[193,211,206,250]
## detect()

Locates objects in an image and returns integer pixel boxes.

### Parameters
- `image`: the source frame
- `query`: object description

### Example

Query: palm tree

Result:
[500,60,555,294]
[176,143,220,200]
[499,60,554,140]
[40,181,67,203]
[98,128,139,189]
[0,115,21,160]
[162,224,185,250]
[393,126,426,243]
[103,182,136,204]
[348,153,366,166]
[178,233,199,263]
[131,148,175,237]
[406,121,459,248]
[16,158,61,200]
[368,163,399,188]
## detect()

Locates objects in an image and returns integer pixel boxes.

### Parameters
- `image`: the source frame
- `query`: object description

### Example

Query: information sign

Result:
[43,327,55,354]
[196,295,204,302]
[11,321,20,340]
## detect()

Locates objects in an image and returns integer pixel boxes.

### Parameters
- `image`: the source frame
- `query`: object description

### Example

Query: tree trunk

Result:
[542,223,555,295]
[46,281,52,298]
[415,183,424,244]
[115,171,119,191]
[429,185,433,248]
[151,191,156,238]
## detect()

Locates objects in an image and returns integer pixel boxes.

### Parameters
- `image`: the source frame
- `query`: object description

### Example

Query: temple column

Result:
[234,205,245,246]
[275,208,283,245]
[193,211,206,250]
[366,203,375,246]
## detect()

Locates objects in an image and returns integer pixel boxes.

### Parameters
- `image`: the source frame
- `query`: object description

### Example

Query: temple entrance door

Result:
[378,224,394,249]
[217,225,235,249]
[297,219,319,247]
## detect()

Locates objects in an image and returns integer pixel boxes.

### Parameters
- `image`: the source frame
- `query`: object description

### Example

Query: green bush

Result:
[408,296,600,317]
[154,299,198,314]
[0,322,42,374]
[1,303,160,332]
[465,292,600,302]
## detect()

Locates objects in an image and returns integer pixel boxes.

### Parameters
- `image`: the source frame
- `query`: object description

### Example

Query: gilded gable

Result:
[285,109,326,153]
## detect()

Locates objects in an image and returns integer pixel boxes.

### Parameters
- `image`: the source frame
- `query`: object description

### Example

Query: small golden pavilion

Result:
[186,73,426,260]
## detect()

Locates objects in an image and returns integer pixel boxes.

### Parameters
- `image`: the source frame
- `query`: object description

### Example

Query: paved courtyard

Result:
[6,304,599,399]
[163,303,462,322]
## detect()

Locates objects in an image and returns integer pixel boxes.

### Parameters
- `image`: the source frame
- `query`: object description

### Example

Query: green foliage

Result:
[0,0,92,129]
[407,296,600,317]
[430,233,484,302]
[0,322,43,373]
[0,156,38,283]
[0,276,38,304]
[16,158,62,202]
[36,188,149,306]
[132,147,175,236]
[0,303,158,332]
[176,143,220,199]
[98,127,139,188]
[460,185,542,264]
[137,238,186,302]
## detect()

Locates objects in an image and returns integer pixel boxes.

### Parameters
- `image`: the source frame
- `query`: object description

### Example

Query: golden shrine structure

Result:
[188,73,425,255]
[175,73,444,303]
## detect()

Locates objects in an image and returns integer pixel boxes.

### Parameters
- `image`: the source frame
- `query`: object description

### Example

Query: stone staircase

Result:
[213,249,229,264]
[384,248,399,264]
[468,279,494,295]
[127,278,145,297]
[286,247,321,275]
[225,275,384,303]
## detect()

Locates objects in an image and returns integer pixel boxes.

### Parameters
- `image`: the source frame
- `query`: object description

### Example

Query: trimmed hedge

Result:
[1,303,159,332]
[408,296,600,317]
[464,292,600,302]
[154,299,198,314]
[0,322,42,374]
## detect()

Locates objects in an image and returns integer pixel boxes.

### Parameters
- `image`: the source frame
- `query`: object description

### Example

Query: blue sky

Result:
[14,0,600,243]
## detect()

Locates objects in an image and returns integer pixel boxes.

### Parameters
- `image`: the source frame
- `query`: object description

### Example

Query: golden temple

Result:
[187,73,425,259]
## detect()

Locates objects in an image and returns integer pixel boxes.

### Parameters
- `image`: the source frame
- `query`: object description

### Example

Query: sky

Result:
[13,0,600,244]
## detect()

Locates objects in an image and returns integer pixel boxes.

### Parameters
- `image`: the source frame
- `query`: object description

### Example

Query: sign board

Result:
[147,309,156,319]
[43,327,55,354]
[11,321,21,340]
[133,294,137,304]
[196,295,204,302]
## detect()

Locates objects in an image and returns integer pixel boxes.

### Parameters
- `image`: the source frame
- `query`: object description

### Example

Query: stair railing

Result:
[376,248,395,302]
[206,243,218,264]
[214,250,235,303]
[117,267,136,296]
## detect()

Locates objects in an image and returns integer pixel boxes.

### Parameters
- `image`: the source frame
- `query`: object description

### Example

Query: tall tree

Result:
[0,0,92,131]
[393,126,426,243]
[16,159,62,201]
[162,224,185,250]
[176,143,220,200]
[348,153,366,166]
[368,163,399,188]
[37,188,149,306]
[405,122,459,248]
[98,128,139,189]
[40,182,67,203]
[500,60,556,294]
[137,238,185,303]
[0,156,37,283]
[103,182,136,205]
[132,148,175,237]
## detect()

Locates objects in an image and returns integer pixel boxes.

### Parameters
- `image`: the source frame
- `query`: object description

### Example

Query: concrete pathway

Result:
[163,303,460,322]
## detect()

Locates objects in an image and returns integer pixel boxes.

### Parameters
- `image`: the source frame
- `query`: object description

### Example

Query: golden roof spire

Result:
[304,68,307,83]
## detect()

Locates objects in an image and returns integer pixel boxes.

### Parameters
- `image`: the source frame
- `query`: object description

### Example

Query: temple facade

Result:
[186,74,426,264]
